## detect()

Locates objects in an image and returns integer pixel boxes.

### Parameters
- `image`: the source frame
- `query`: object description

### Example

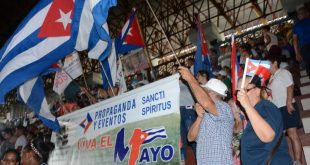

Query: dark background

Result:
[0,0,39,47]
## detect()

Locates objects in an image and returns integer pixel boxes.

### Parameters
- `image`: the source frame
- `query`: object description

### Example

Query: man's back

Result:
[196,100,234,165]
[294,18,310,46]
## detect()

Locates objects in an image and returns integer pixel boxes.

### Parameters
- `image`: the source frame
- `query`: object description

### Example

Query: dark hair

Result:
[197,70,208,77]
[16,126,25,132]
[2,129,13,135]
[2,149,20,164]
[262,25,270,31]
[267,51,281,68]
[24,138,55,164]
[249,75,270,99]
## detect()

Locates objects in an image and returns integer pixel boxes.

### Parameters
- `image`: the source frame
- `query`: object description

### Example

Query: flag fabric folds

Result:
[193,15,212,77]
[245,59,271,76]
[19,76,60,132]
[142,127,168,144]
[244,59,271,86]
[0,0,117,104]
[115,8,145,55]
[53,62,73,95]
[75,0,117,61]
[115,59,127,94]
[100,42,117,89]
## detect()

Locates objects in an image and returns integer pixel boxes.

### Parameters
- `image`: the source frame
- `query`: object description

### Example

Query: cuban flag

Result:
[115,8,145,55]
[18,76,61,132]
[231,35,243,101]
[193,14,212,77]
[245,59,271,76]
[142,126,168,144]
[245,59,271,86]
[0,0,117,104]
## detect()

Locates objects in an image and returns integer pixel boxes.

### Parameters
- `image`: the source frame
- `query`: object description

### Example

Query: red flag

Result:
[255,66,271,86]
[231,35,242,101]
[196,15,208,56]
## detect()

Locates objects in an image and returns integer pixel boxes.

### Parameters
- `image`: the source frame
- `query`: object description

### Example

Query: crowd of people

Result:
[175,6,310,165]
[0,125,54,165]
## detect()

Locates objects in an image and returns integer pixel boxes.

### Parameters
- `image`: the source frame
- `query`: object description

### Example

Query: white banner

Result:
[49,74,181,165]
[63,52,83,80]
[116,59,127,94]
[53,70,72,95]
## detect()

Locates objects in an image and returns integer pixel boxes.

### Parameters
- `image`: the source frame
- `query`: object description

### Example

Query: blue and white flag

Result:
[0,0,116,104]
[143,126,168,144]
[100,42,117,89]
[19,76,61,132]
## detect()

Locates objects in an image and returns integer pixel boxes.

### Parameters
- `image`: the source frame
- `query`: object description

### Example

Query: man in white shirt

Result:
[14,126,27,152]
[267,53,303,165]
[262,25,278,51]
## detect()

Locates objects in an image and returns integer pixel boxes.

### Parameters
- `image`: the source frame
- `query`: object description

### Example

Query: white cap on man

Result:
[219,70,227,77]
[201,78,228,97]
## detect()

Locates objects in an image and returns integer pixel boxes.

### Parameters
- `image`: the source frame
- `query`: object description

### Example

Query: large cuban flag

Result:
[0,0,117,104]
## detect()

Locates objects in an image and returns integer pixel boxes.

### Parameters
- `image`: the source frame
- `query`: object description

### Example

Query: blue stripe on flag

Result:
[143,135,167,144]
[146,129,165,136]
[0,30,44,70]
[0,0,51,59]
[0,0,85,103]
[27,78,45,113]
[19,77,60,132]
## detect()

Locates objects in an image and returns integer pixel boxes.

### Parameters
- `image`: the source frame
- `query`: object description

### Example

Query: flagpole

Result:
[135,11,157,80]
[117,56,127,94]
[99,61,116,96]
[81,70,89,90]
[241,58,249,89]
[145,0,181,66]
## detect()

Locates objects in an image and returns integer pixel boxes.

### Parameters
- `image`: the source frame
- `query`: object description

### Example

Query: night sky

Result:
[0,0,39,47]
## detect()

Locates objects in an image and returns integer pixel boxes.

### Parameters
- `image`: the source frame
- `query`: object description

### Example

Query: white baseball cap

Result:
[280,62,288,69]
[219,70,227,76]
[201,78,228,97]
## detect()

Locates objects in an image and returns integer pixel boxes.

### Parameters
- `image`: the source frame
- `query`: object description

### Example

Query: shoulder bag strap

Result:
[265,133,284,165]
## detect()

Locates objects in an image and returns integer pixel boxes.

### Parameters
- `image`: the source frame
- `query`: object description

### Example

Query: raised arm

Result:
[178,66,218,116]
[237,89,275,142]
[188,103,204,142]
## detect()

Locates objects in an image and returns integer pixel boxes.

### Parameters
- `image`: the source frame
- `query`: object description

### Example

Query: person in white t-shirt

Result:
[14,126,27,152]
[267,54,303,165]
[262,25,278,51]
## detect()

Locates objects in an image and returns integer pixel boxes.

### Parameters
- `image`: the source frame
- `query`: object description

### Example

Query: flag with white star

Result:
[115,8,145,55]
[0,0,116,104]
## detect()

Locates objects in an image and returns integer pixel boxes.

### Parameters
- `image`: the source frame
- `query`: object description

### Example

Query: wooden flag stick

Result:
[135,10,157,80]
[145,0,181,66]
[241,58,249,89]
[99,61,116,97]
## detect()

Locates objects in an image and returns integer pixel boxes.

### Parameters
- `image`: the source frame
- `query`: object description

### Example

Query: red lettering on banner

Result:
[100,135,113,148]
[54,72,69,87]
[77,138,97,150]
